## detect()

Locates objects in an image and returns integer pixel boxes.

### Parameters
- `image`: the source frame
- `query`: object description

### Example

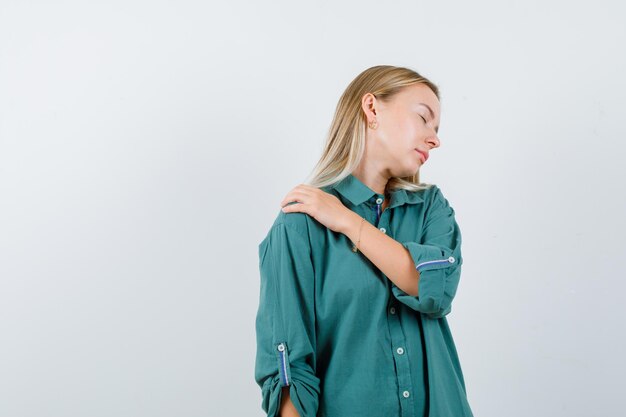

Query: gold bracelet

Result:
[352,216,366,253]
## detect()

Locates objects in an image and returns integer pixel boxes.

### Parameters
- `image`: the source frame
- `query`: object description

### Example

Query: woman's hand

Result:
[280,184,355,234]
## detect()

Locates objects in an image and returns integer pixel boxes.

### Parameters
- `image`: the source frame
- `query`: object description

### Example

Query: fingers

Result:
[281,201,303,212]
[280,186,310,208]
[280,184,320,210]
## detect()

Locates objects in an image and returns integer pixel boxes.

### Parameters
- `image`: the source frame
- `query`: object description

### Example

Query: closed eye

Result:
[419,114,438,133]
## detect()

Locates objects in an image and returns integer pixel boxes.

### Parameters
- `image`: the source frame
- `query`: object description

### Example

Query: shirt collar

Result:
[329,173,424,208]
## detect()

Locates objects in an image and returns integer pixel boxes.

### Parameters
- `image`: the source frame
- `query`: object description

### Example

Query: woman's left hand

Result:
[280,184,355,234]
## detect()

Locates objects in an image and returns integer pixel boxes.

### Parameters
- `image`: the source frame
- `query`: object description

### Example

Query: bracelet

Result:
[351,216,366,253]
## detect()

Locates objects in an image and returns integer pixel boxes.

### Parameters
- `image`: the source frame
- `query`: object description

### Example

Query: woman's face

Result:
[363,83,441,178]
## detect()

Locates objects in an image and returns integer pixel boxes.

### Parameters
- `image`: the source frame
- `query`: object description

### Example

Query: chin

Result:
[408,160,422,174]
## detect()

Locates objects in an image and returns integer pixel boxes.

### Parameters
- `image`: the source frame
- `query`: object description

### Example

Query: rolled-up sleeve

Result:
[254,222,320,417]
[392,186,464,319]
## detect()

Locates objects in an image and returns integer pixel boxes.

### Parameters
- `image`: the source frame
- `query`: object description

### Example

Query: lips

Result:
[415,149,428,162]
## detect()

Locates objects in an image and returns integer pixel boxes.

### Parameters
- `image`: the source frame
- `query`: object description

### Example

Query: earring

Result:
[368,119,378,129]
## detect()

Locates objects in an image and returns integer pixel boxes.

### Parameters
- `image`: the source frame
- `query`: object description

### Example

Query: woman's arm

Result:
[342,212,421,296]
[254,222,321,417]
[341,186,463,318]
[278,183,461,318]
[279,387,301,417]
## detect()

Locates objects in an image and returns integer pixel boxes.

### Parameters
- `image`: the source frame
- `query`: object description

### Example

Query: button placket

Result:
[374,196,383,226]
[386,293,415,413]
[372,193,416,408]
[374,195,390,237]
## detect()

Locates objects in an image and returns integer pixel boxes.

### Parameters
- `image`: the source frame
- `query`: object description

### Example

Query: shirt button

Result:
[379,227,386,233]
[375,197,383,204]
[403,391,410,398]
[389,307,396,314]
[396,347,404,355]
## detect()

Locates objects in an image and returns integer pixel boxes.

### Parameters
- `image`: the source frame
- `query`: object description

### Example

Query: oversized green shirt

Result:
[254,173,474,417]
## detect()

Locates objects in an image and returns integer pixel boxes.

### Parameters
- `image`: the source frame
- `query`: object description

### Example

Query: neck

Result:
[352,166,390,196]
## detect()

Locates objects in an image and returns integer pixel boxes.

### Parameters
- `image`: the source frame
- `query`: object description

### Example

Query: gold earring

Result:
[368,120,377,129]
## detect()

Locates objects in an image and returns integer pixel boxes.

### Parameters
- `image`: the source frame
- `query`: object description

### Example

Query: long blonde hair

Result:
[304,65,440,193]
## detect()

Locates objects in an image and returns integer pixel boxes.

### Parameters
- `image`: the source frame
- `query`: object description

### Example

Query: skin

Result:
[277,83,441,417]
[279,387,299,417]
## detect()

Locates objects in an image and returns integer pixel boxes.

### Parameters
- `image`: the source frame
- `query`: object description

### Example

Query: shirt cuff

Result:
[392,241,460,317]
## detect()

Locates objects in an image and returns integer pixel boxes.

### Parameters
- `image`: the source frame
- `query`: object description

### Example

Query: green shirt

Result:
[254,173,474,417]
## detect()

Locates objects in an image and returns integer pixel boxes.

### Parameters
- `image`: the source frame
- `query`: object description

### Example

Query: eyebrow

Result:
[420,103,439,134]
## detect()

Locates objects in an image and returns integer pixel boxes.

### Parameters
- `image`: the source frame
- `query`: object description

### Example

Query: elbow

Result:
[390,262,462,318]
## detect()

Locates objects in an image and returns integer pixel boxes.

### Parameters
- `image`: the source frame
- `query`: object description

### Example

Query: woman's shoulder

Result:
[402,182,440,202]
[401,183,459,218]
[411,183,460,218]
[266,185,339,238]
[269,206,311,237]
[258,202,319,249]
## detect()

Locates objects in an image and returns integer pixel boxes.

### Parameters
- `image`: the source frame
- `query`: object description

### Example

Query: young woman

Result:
[254,65,474,417]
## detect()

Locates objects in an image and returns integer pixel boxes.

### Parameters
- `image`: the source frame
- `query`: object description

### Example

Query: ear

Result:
[361,92,378,118]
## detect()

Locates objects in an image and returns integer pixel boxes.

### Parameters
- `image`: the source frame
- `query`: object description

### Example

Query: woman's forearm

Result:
[279,386,301,417]
[342,211,420,296]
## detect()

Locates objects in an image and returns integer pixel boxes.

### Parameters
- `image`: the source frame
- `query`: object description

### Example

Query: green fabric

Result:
[254,173,473,417]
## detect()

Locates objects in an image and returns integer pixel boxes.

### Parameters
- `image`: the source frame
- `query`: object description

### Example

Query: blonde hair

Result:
[304,65,440,193]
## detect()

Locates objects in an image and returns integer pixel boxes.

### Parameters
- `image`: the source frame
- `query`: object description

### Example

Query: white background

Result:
[1,1,625,416]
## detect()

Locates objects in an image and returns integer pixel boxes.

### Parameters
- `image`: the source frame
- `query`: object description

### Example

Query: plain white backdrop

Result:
[1,1,625,416]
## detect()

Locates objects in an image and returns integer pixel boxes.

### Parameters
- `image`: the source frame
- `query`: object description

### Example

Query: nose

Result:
[427,135,440,149]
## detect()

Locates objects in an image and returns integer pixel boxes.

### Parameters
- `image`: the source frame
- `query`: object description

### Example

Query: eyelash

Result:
[419,115,427,124]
